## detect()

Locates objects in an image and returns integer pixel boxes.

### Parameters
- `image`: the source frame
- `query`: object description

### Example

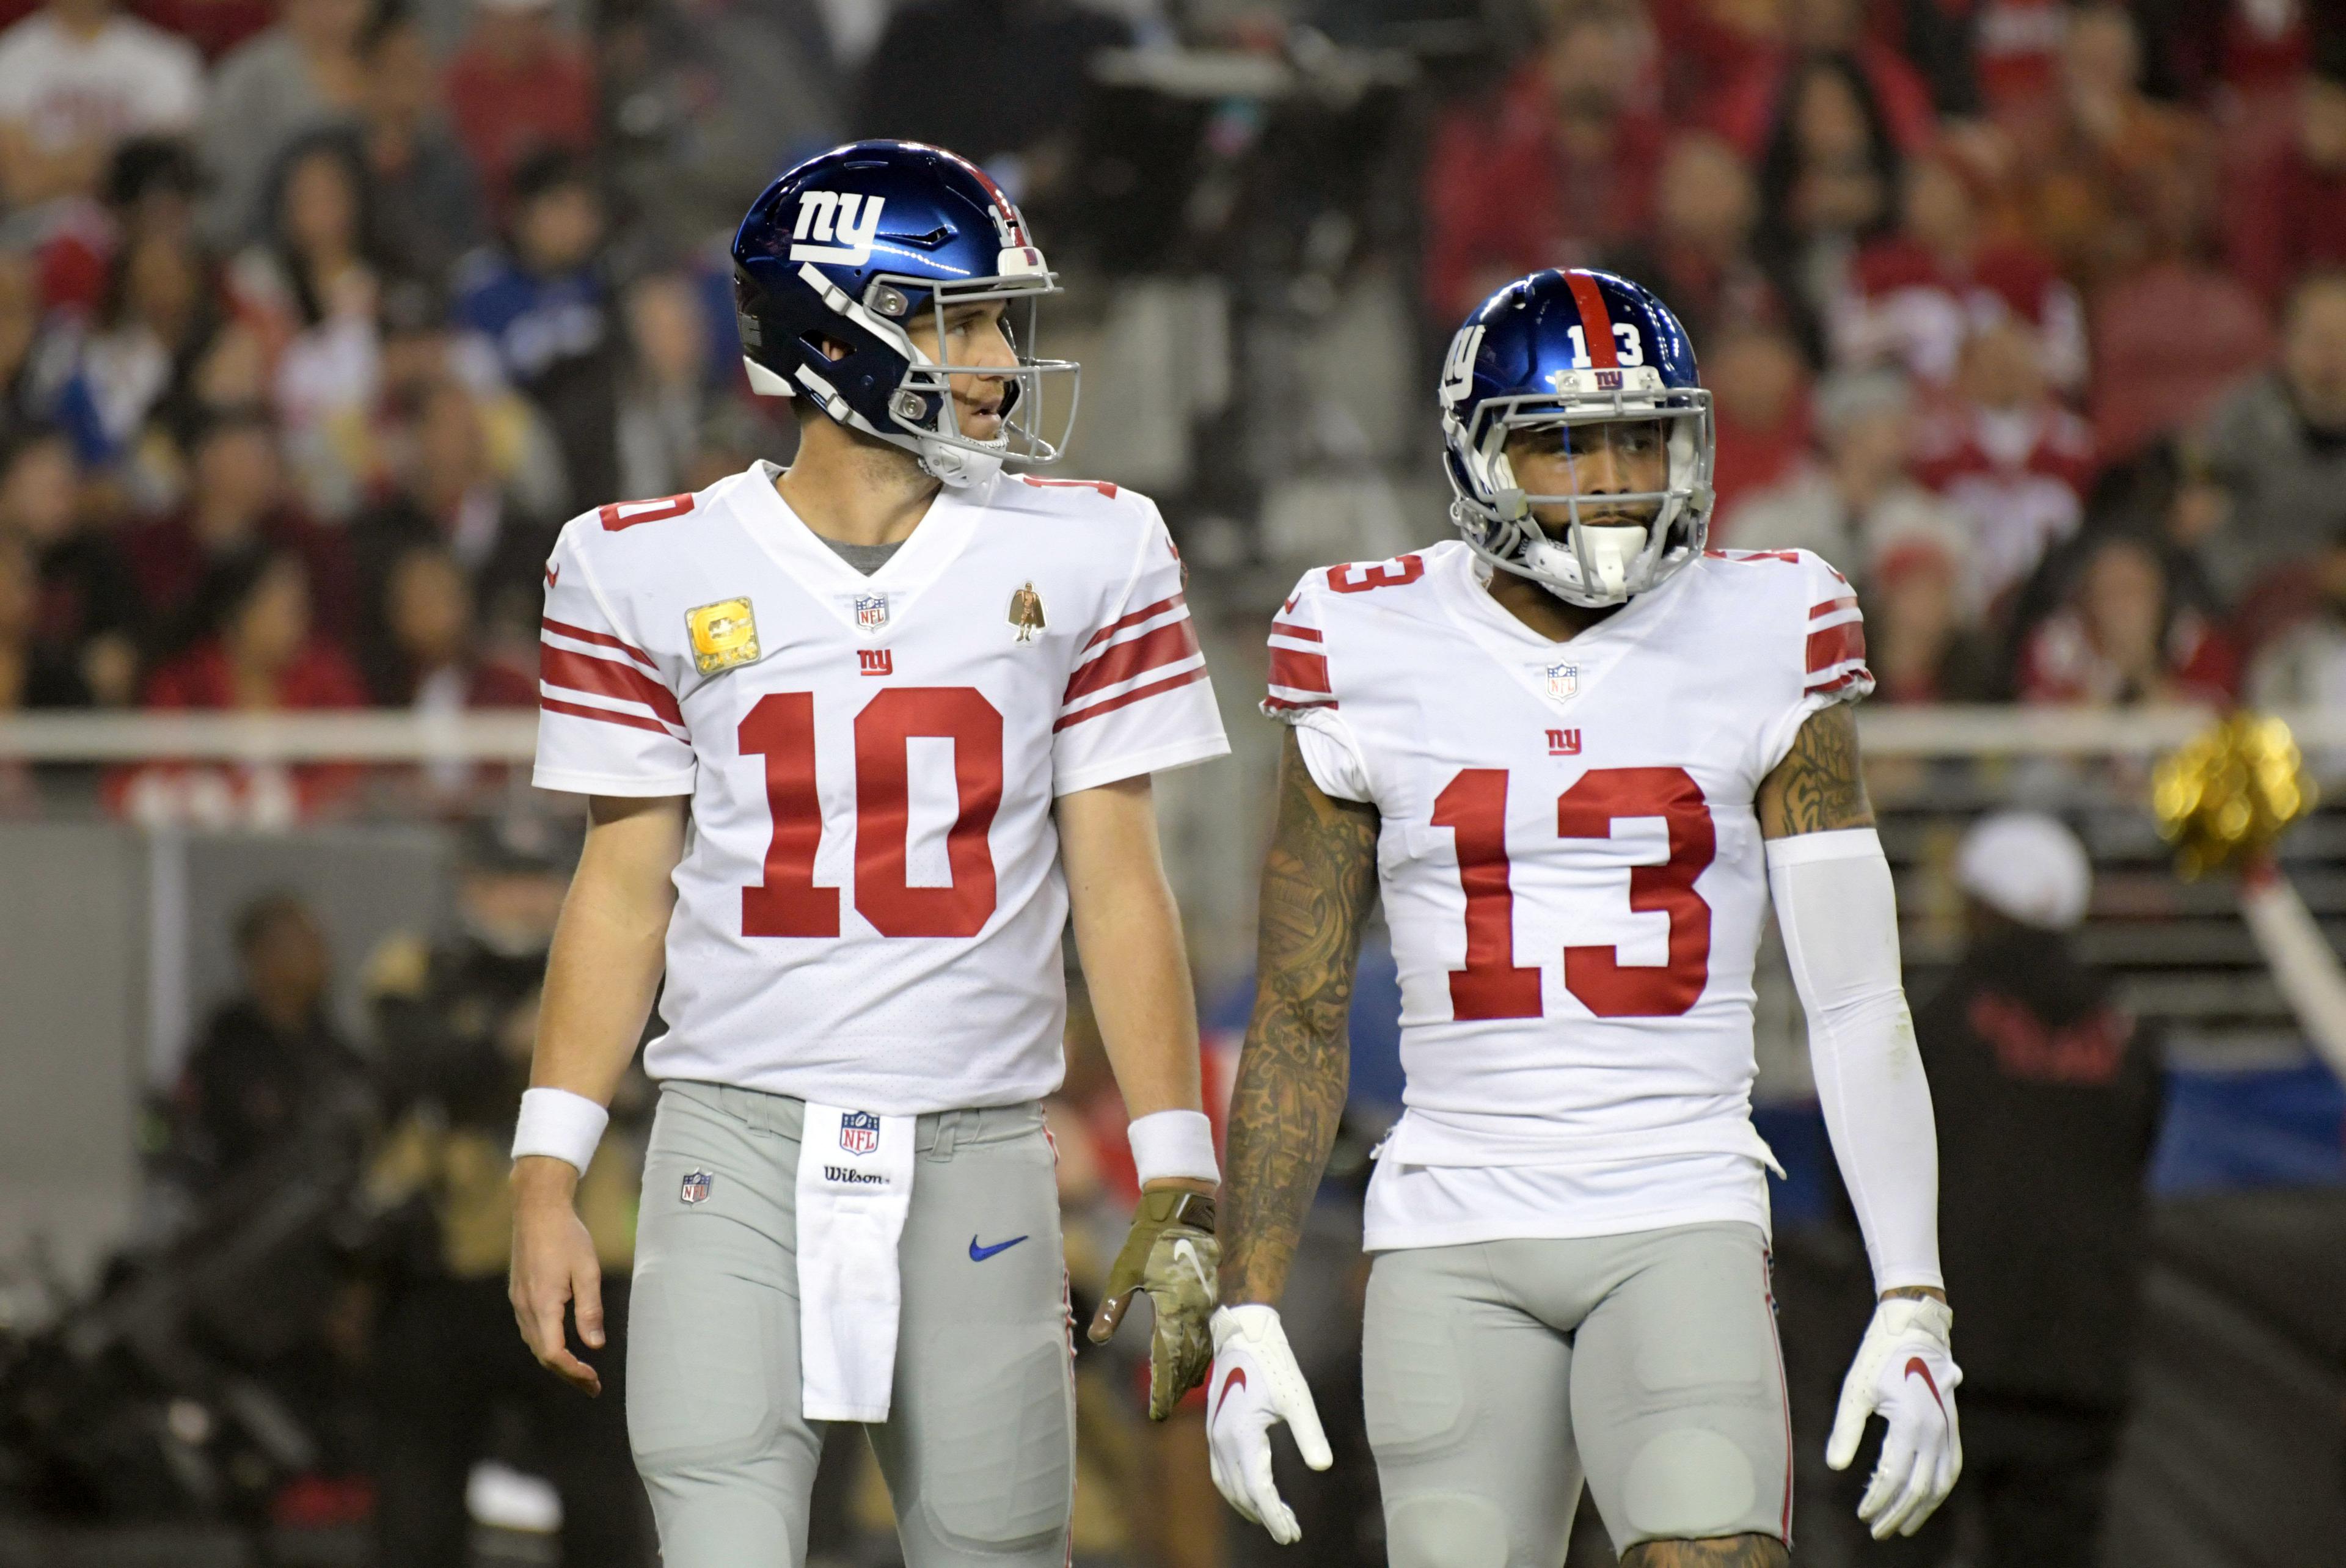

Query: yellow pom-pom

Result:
[2152,713,2317,878]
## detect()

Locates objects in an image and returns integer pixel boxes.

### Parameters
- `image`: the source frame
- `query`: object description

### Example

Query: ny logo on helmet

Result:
[1439,326,1485,409]
[791,192,886,266]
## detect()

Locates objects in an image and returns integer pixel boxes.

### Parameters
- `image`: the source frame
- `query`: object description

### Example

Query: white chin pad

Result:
[1579,525,1646,597]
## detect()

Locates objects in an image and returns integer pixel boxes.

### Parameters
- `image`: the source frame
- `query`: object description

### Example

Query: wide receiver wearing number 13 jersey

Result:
[1202,271,1964,1567]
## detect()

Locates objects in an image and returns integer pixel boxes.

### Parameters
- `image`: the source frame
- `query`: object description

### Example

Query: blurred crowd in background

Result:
[4,0,2345,1564]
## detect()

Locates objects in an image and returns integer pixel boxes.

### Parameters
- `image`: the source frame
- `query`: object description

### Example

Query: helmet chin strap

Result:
[917,437,1004,489]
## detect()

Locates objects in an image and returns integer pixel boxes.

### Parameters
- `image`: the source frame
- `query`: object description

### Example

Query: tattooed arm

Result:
[1219,727,1383,1307]
[1756,701,1874,838]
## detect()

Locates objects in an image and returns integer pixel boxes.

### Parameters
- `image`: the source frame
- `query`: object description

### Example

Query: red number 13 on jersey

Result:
[1435,765,1716,1019]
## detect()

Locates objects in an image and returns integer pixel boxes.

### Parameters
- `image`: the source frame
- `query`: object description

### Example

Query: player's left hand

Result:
[1205,1304,1332,1544]
[1086,1186,1219,1418]
[1828,1294,1963,1539]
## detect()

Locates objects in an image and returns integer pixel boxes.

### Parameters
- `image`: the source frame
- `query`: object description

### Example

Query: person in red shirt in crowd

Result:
[1841,147,2086,395]
[1420,0,1665,324]
[1599,130,1794,353]
[2226,48,2346,311]
[1866,530,1999,704]
[1709,0,1939,159]
[2016,2,2213,287]
[126,545,367,822]
[1913,316,2096,611]
[121,403,355,644]
[1704,318,1813,538]
[444,0,594,223]
[367,540,532,709]
[2016,529,2238,705]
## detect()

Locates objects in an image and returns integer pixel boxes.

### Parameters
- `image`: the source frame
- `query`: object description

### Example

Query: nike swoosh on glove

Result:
[1828,1295,1963,1539]
[1205,1305,1332,1545]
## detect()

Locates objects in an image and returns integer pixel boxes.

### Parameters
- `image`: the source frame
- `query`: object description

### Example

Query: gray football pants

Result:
[1365,1220,1792,1566]
[626,1081,1073,1567]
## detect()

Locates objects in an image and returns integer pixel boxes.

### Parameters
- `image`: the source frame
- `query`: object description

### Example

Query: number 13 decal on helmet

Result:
[1565,323,1644,368]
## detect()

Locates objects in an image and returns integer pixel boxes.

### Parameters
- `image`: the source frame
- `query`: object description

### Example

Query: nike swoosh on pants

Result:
[968,1234,1028,1261]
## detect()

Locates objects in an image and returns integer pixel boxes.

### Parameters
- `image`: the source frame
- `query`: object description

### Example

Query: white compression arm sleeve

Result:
[1767,828,1944,1293]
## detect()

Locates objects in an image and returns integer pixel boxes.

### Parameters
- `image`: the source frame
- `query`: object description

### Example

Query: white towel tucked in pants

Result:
[795,1103,918,1421]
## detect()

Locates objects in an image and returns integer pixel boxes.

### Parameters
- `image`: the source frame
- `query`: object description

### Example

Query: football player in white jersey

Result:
[1197,270,1963,1566]
[503,142,1232,1568]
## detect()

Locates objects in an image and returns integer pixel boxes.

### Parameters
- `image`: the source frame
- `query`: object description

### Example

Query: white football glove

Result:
[1827,1294,1964,1539]
[1204,1305,1332,1545]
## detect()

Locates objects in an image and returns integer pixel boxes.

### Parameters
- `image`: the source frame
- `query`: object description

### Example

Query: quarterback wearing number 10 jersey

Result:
[535,464,1226,1112]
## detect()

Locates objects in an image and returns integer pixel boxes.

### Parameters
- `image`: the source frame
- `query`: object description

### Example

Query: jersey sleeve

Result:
[1761,549,1874,773]
[1259,571,1374,804]
[532,522,697,797]
[1050,501,1230,795]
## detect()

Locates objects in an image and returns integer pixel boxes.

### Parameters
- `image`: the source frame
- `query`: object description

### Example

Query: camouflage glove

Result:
[1086,1188,1219,1419]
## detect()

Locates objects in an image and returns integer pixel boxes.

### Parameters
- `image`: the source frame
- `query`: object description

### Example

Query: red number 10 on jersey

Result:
[1433,765,1716,1020]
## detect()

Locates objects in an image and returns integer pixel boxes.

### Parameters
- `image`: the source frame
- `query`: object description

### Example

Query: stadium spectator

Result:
[0,0,202,213]
[1703,318,1812,538]
[200,0,374,246]
[2248,528,2346,725]
[68,226,218,469]
[350,377,554,655]
[2199,270,2346,607]
[1839,148,2087,395]
[2225,46,2346,311]
[1865,527,1999,702]
[613,267,744,500]
[1599,131,1791,353]
[1752,51,1905,363]
[136,0,275,60]
[122,403,354,646]
[169,889,369,1191]
[144,545,364,710]
[452,148,616,512]
[1709,0,1939,159]
[230,129,392,520]
[0,425,139,703]
[1730,366,1973,585]
[2015,2,2212,286]
[1420,0,1667,325]
[1913,316,2095,609]
[1889,812,2162,1568]
[357,4,485,286]
[442,0,596,222]
[0,530,89,707]
[854,0,1124,188]
[2015,529,2237,705]
[362,819,653,1568]
[365,539,530,707]
[37,131,206,317]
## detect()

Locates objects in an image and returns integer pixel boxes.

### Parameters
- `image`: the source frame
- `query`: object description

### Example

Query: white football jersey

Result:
[534,462,1229,1113]
[1264,541,1870,1250]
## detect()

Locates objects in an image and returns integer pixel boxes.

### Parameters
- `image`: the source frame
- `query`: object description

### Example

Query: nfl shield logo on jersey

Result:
[839,1111,882,1155]
[1546,662,1579,701]
[855,594,890,633]
[679,1169,712,1205]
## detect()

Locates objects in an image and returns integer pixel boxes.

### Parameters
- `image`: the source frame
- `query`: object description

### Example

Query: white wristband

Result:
[1128,1109,1219,1186]
[511,1087,610,1176]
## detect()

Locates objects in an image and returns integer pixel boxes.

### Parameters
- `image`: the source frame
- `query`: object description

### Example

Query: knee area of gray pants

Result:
[1613,1427,1763,1547]
[1385,1492,1511,1568]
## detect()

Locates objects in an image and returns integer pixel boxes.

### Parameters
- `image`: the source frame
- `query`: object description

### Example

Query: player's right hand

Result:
[510,1158,605,1396]
[1827,1294,1962,1539]
[1204,1305,1332,1545]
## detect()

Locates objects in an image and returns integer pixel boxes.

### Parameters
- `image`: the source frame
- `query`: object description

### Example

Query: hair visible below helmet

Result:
[731,140,1078,489]
[1439,269,1714,608]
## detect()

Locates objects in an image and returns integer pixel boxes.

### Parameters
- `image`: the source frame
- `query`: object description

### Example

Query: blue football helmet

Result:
[1439,269,1715,608]
[732,140,1078,487]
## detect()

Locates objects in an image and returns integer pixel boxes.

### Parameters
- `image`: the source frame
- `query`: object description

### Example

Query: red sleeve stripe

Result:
[1808,668,1874,698]
[1805,619,1866,676]
[1262,695,1339,713]
[1269,621,1323,643]
[541,617,657,672]
[1053,665,1209,732]
[1563,272,1620,369]
[541,695,676,736]
[1064,616,1200,704]
[1083,593,1186,652]
[1808,596,1859,621]
[541,645,685,726]
[1270,644,1332,695]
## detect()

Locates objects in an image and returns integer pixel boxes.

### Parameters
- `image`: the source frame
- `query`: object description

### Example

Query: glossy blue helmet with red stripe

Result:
[732,139,1078,488]
[1440,269,1715,607]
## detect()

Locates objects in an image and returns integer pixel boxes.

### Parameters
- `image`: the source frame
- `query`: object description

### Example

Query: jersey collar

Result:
[1430,541,1694,713]
[733,460,990,637]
